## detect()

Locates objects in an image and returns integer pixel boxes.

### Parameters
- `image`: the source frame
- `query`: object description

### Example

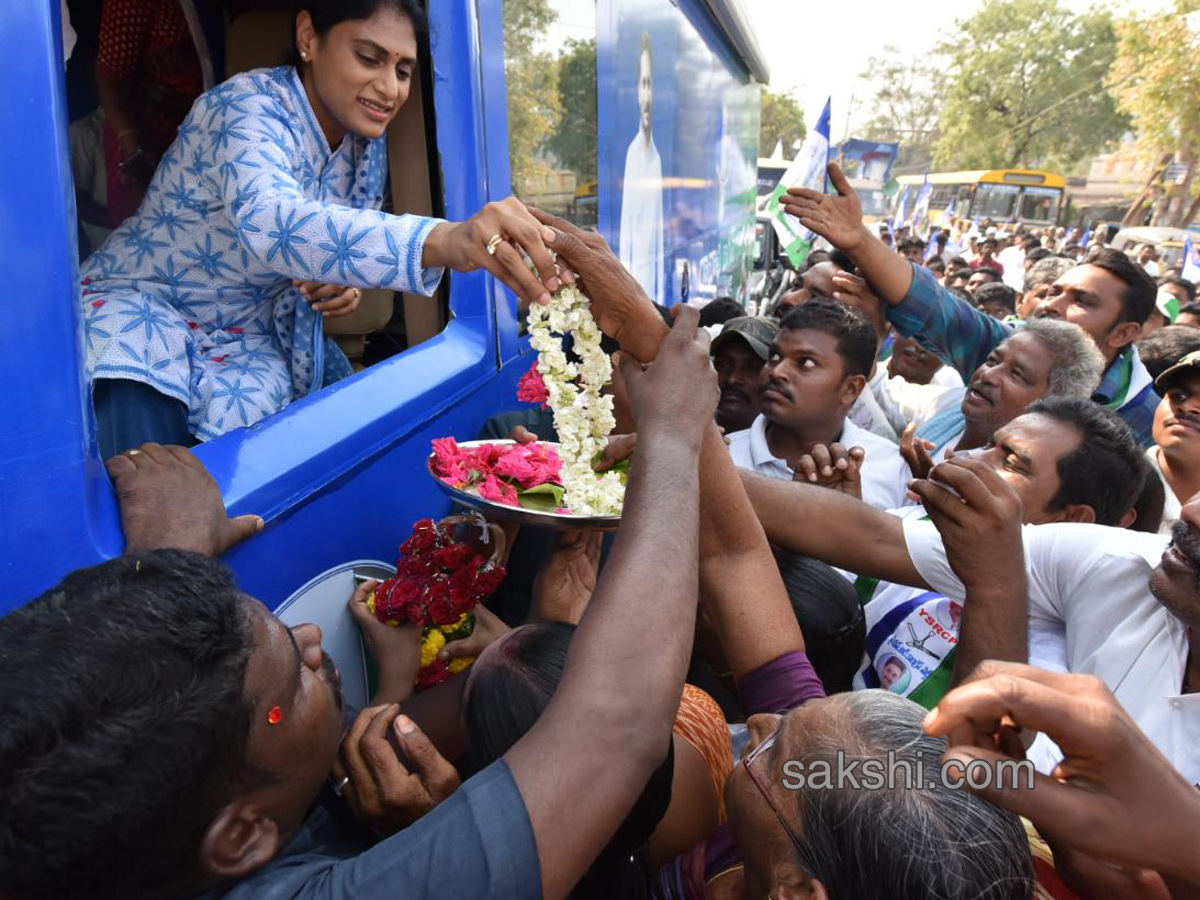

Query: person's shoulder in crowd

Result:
[202,760,540,900]
[724,417,762,472]
[930,366,964,389]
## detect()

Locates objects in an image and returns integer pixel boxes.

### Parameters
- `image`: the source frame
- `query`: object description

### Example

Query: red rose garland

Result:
[369,518,507,689]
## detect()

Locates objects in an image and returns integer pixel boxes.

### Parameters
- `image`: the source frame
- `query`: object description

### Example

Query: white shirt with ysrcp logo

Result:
[902,517,1200,785]
[848,508,961,706]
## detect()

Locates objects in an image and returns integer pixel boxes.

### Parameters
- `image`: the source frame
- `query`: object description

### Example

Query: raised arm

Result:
[202,80,560,305]
[781,163,914,304]
[697,421,804,680]
[927,663,1200,894]
[783,164,1012,379]
[738,470,924,587]
[908,457,1028,686]
[532,208,671,365]
[504,307,717,900]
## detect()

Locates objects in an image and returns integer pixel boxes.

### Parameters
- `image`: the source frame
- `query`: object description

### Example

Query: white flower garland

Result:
[527,284,625,516]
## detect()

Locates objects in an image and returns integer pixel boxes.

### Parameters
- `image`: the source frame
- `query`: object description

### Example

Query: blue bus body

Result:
[1,0,764,692]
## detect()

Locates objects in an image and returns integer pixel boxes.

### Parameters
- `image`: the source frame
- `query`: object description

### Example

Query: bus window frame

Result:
[972,183,1021,221]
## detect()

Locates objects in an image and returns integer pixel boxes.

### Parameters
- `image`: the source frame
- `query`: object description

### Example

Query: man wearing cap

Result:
[711,316,777,434]
[1148,351,1200,533]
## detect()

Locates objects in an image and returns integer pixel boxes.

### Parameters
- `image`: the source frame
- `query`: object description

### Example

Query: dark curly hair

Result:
[0,551,262,900]
[779,297,879,377]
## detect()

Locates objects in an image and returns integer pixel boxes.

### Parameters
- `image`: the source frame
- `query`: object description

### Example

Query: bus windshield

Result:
[973,184,1020,220]
[1019,186,1060,223]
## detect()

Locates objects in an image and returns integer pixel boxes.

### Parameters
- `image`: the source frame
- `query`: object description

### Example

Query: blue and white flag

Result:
[894,186,911,230]
[1184,237,1200,284]
[923,230,940,262]
[911,171,933,239]
[1063,227,1077,244]
[765,98,831,267]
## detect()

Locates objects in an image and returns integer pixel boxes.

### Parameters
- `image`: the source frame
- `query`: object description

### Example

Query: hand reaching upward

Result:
[782,163,867,253]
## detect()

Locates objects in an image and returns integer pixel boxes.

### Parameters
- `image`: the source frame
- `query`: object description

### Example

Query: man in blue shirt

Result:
[0,300,719,897]
[782,164,1161,447]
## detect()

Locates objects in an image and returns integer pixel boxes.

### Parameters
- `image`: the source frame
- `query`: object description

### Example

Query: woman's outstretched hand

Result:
[423,197,576,307]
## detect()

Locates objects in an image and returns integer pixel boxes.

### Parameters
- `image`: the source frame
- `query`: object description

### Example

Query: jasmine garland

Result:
[526,283,625,516]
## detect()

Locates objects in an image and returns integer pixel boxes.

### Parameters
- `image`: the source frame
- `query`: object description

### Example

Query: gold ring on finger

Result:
[486,234,504,256]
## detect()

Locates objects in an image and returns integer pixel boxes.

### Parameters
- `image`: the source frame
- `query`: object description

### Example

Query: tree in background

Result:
[933,0,1128,171]
[504,0,562,192]
[1108,0,1200,227]
[544,38,597,183]
[759,88,805,159]
[859,47,944,174]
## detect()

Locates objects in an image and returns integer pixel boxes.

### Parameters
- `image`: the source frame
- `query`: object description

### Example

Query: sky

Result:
[740,0,1175,145]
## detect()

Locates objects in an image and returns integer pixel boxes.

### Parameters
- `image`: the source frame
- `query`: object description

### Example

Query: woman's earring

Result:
[300,50,309,61]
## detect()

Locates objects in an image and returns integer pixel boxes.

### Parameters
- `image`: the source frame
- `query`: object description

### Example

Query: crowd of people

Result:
[5,168,1200,899]
[5,1,1200,898]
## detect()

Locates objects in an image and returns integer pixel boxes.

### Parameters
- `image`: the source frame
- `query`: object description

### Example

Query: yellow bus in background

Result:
[896,169,1066,227]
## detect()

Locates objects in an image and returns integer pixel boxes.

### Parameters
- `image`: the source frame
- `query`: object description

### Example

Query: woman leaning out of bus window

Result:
[81,0,565,458]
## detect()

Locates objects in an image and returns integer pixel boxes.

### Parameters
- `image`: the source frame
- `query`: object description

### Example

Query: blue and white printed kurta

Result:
[80,66,444,440]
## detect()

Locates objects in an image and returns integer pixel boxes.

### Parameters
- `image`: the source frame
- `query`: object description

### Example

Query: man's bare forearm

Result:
[698,425,804,678]
[555,431,699,726]
[845,226,917,306]
[620,306,672,364]
[506,429,701,899]
[950,581,1029,688]
[738,470,925,587]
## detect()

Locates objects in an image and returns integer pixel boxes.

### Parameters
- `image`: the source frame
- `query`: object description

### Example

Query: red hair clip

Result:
[266,705,283,726]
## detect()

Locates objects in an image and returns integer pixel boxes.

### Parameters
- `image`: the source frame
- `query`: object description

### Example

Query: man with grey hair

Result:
[766,689,1035,898]
[1017,256,1076,319]
[874,317,1104,481]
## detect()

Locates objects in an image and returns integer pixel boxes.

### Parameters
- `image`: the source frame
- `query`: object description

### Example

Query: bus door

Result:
[971,183,1021,222]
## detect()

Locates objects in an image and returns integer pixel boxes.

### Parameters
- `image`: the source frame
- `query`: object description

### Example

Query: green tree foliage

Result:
[504,0,562,190]
[544,38,598,181]
[1108,0,1200,226]
[933,0,1128,171]
[859,47,943,173]
[759,88,805,158]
